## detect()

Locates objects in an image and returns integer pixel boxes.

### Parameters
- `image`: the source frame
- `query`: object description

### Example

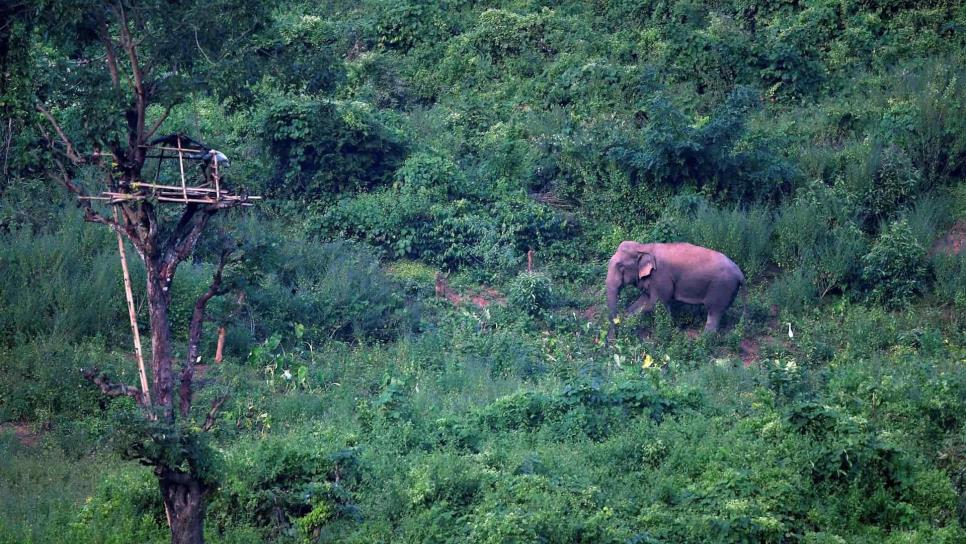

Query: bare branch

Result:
[82,367,145,405]
[116,2,147,149]
[193,28,214,65]
[162,206,216,278]
[35,104,85,164]
[179,249,233,416]
[202,394,229,432]
[144,104,172,141]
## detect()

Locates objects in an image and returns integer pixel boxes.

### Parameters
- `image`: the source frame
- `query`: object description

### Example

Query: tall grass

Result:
[0,220,135,346]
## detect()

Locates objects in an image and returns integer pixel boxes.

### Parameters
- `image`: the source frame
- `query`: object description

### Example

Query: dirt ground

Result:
[0,422,40,448]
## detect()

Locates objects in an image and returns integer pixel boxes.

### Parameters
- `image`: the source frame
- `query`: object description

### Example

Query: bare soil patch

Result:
[0,422,40,448]
[930,219,966,257]
[435,274,506,308]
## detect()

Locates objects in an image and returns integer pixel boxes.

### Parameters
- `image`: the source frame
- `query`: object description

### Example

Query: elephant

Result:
[606,241,744,343]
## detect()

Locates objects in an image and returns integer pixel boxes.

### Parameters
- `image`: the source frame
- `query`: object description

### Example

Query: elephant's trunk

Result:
[606,271,622,345]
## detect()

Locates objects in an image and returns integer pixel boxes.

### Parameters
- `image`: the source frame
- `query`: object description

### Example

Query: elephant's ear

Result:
[638,253,656,279]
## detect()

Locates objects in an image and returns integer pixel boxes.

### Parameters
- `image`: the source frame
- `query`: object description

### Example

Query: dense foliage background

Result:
[1,0,965,542]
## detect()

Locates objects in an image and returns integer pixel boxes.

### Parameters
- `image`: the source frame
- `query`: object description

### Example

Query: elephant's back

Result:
[658,243,744,282]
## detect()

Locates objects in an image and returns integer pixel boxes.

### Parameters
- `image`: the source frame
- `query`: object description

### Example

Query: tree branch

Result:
[144,104,172,141]
[116,2,147,156]
[97,14,121,88]
[161,205,216,278]
[202,394,229,432]
[82,367,145,406]
[41,152,146,252]
[179,249,232,417]
[35,104,85,164]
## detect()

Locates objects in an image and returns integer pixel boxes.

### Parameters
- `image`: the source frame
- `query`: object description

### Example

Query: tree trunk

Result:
[159,469,207,544]
[146,264,175,419]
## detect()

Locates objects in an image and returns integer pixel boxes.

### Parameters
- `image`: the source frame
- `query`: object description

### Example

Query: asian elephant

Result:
[606,241,744,343]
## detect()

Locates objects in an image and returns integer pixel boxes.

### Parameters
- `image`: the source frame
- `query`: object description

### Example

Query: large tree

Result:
[23,1,268,542]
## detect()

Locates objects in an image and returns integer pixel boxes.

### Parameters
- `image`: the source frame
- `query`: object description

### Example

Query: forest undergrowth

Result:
[1,0,966,542]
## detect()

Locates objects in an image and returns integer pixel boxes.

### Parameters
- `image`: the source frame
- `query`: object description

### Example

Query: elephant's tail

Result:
[739,278,749,327]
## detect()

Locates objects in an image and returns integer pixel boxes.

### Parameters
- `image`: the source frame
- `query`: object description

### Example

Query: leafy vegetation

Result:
[1,0,965,542]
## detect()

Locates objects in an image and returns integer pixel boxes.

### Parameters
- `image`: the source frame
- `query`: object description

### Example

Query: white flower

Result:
[282,369,292,380]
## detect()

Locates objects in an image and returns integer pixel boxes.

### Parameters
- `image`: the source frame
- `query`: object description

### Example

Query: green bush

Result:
[931,252,966,308]
[472,9,555,62]
[0,339,128,423]
[259,95,406,198]
[880,59,966,189]
[769,268,818,316]
[322,188,436,259]
[394,151,467,199]
[904,192,951,248]
[853,144,923,229]
[212,434,359,536]
[0,220,129,345]
[507,272,554,318]
[376,3,451,53]
[861,219,929,307]
[247,240,412,343]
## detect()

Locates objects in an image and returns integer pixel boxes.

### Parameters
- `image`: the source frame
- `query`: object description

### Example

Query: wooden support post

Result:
[154,149,164,182]
[113,206,151,406]
[176,136,188,202]
[212,155,220,201]
[214,326,226,363]
[527,249,534,273]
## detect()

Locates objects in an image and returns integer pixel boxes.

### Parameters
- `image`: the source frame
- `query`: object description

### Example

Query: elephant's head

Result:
[606,242,656,341]
[608,242,656,287]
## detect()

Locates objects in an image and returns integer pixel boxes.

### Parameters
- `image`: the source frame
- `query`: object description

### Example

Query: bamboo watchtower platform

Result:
[82,134,261,207]
[79,134,260,407]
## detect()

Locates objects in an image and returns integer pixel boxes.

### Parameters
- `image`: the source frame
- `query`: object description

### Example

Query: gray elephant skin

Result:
[606,241,745,342]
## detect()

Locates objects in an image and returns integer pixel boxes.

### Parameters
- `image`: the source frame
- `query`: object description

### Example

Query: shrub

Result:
[880,60,966,189]
[375,3,451,53]
[259,95,405,198]
[813,224,869,299]
[608,87,796,203]
[844,145,922,227]
[0,339,128,423]
[479,391,558,432]
[407,453,485,508]
[322,188,435,259]
[0,220,129,345]
[931,252,966,308]
[768,268,817,317]
[904,192,951,248]
[861,219,929,307]
[394,151,467,199]
[430,210,519,277]
[68,466,166,541]
[507,272,554,318]
[212,435,359,536]
[472,9,554,62]
[772,182,868,298]
[247,240,412,343]
[773,197,830,270]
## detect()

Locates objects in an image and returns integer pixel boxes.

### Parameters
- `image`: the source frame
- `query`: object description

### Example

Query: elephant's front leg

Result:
[626,294,656,316]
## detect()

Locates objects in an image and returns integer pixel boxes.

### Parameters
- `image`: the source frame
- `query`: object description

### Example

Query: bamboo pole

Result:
[143,145,206,154]
[132,181,225,194]
[176,136,188,201]
[113,206,151,406]
[212,155,220,201]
